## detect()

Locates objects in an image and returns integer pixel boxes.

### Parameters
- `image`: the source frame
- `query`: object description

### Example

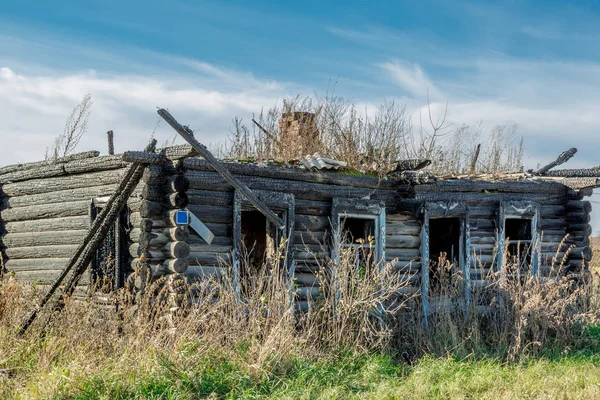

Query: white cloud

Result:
[0,64,294,165]
[379,61,443,100]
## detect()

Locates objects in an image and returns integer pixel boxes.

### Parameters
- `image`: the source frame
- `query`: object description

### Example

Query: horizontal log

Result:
[295,230,328,245]
[165,192,189,209]
[159,144,199,160]
[1,230,87,247]
[295,200,331,216]
[187,234,231,246]
[568,246,592,261]
[540,219,567,230]
[566,213,590,224]
[0,155,127,183]
[5,244,79,259]
[417,191,567,204]
[11,269,90,285]
[386,222,421,236]
[4,215,90,234]
[180,157,399,190]
[188,252,231,266]
[185,189,233,207]
[178,170,398,202]
[185,223,230,237]
[1,200,90,222]
[295,215,330,231]
[185,205,232,224]
[386,234,420,248]
[164,241,191,259]
[0,150,99,176]
[566,200,592,213]
[188,244,232,253]
[183,265,227,279]
[296,286,321,300]
[2,169,125,197]
[130,212,166,230]
[4,184,119,209]
[386,248,421,259]
[417,179,567,194]
[122,151,165,164]
[4,258,70,272]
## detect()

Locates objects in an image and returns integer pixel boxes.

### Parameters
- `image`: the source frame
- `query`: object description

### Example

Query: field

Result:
[1,244,600,399]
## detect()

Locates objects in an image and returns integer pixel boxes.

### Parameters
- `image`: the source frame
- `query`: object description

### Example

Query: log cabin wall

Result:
[0,152,139,290]
[414,180,592,309]
[165,158,410,309]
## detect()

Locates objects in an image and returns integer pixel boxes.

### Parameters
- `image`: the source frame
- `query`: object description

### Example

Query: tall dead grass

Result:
[226,94,524,176]
[0,237,598,397]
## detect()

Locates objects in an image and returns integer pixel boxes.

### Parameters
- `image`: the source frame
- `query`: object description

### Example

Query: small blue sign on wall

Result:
[175,210,189,225]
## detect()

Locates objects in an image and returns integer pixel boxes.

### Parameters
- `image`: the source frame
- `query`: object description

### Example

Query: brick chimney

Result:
[278,112,321,160]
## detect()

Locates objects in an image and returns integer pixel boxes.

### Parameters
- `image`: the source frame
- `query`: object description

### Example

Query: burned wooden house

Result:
[0,110,597,323]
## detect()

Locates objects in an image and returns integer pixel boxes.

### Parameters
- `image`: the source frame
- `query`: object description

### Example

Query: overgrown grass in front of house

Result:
[1,239,599,399]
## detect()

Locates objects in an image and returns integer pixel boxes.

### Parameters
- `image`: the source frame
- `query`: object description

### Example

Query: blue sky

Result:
[2,0,600,228]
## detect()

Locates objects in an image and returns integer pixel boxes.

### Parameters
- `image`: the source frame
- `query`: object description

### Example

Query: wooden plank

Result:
[4,184,120,208]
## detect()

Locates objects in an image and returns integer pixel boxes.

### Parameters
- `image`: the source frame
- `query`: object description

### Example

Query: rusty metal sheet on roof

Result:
[300,153,348,171]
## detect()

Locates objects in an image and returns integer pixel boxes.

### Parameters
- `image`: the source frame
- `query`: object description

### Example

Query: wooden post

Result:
[157,108,285,230]
[107,131,115,155]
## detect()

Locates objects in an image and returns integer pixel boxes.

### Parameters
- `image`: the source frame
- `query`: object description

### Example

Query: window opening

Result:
[340,216,378,269]
[504,218,532,274]
[428,217,461,296]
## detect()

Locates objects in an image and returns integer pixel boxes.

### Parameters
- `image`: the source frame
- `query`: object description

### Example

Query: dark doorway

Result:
[504,218,532,271]
[239,209,284,296]
[428,217,461,295]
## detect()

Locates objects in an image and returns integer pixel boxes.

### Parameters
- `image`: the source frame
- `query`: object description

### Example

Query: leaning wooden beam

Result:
[17,139,157,336]
[157,108,285,229]
[534,147,577,175]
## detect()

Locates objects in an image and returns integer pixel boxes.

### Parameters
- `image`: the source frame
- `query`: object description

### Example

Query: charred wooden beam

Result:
[4,215,90,234]
[123,151,165,164]
[107,131,115,155]
[544,168,600,178]
[534,147,577,175]
[0,150,99,176]
[2,169,125,197]
[158,109,284,229]
[5,184,120,208]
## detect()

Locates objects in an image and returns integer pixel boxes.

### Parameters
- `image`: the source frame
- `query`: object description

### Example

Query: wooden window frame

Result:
[331,198,386,267]
[420,201,471,326]
[496,200,540,276]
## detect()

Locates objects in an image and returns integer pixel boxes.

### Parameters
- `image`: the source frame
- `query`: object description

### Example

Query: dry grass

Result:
[0,238,599,398]
[225,94,524,176]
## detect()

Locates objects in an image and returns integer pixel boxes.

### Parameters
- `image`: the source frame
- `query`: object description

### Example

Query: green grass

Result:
[43,351,600,400]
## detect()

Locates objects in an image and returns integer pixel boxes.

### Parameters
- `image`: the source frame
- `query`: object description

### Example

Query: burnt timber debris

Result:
[1,109,598,330]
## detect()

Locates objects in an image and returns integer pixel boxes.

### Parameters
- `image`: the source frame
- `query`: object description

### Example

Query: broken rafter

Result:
[157,108,285,229]
[534,147,577,175]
